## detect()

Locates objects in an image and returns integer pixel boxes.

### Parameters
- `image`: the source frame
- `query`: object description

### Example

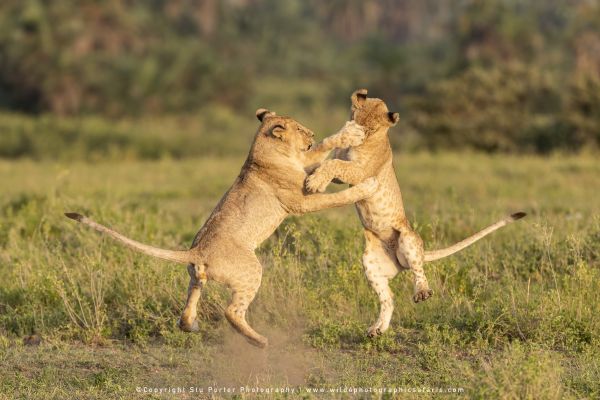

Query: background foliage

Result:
[1,0,600,155]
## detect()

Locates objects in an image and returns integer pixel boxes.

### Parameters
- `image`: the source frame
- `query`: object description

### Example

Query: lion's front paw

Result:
[305,170,331,193]
[338,121,366,147]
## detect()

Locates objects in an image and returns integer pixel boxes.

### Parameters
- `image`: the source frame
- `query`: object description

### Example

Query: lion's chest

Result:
[355,163,404,238]
[356,192,396,238]
[196,181,288,251]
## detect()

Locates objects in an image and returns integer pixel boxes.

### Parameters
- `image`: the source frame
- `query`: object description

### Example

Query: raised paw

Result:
[338,121,366,147]
[177,317,200,332]
[246,335,269,348]
[305,169,331,193]
[413,288,433,303]
[367,324,383,338]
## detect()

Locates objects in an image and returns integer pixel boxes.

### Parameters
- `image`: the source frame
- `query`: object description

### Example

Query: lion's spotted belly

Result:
[355,190,397,237]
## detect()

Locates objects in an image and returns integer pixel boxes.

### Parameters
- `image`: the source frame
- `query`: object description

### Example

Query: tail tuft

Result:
[510,211,527,220]
[64,212,84,222]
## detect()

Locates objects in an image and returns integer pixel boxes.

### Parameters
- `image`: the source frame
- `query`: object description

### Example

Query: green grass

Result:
[0,153,599,399]
[0,104,355,162]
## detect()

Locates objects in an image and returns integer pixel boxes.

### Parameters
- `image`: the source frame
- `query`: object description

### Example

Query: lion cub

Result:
[306,89,525,337]
[66,110,377,347]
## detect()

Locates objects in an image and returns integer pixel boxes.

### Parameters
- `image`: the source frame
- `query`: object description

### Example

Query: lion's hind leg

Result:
[396,226,433,303]
[224,260,268,348]
[178,263,207,332]
[362,231,400,337]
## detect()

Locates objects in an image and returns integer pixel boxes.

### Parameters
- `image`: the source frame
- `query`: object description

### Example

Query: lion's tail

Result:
[424,212,526,262]
[65,213,195,264]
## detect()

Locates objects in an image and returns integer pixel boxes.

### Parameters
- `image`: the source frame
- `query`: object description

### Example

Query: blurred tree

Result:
[407,63,571,153]
[567,75,600,150]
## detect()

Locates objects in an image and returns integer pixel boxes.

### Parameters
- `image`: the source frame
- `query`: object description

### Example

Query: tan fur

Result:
[66,111,377,347]
[306,89,526,337]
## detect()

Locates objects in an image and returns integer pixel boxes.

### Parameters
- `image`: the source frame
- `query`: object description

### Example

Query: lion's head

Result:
[254,108,315,153]
[350,89,399,135]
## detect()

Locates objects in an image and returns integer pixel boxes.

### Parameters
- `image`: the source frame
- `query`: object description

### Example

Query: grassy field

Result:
[0,153,599,399]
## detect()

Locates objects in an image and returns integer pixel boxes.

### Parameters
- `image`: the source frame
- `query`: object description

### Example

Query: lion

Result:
[65,109,378,347]
[305,89,526,337]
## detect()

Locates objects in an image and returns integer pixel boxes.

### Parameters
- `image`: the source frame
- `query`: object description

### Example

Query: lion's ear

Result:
[256,108,275,122]
[387,112,400,126]
[270,124,286,139]
[351,89,368,107]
